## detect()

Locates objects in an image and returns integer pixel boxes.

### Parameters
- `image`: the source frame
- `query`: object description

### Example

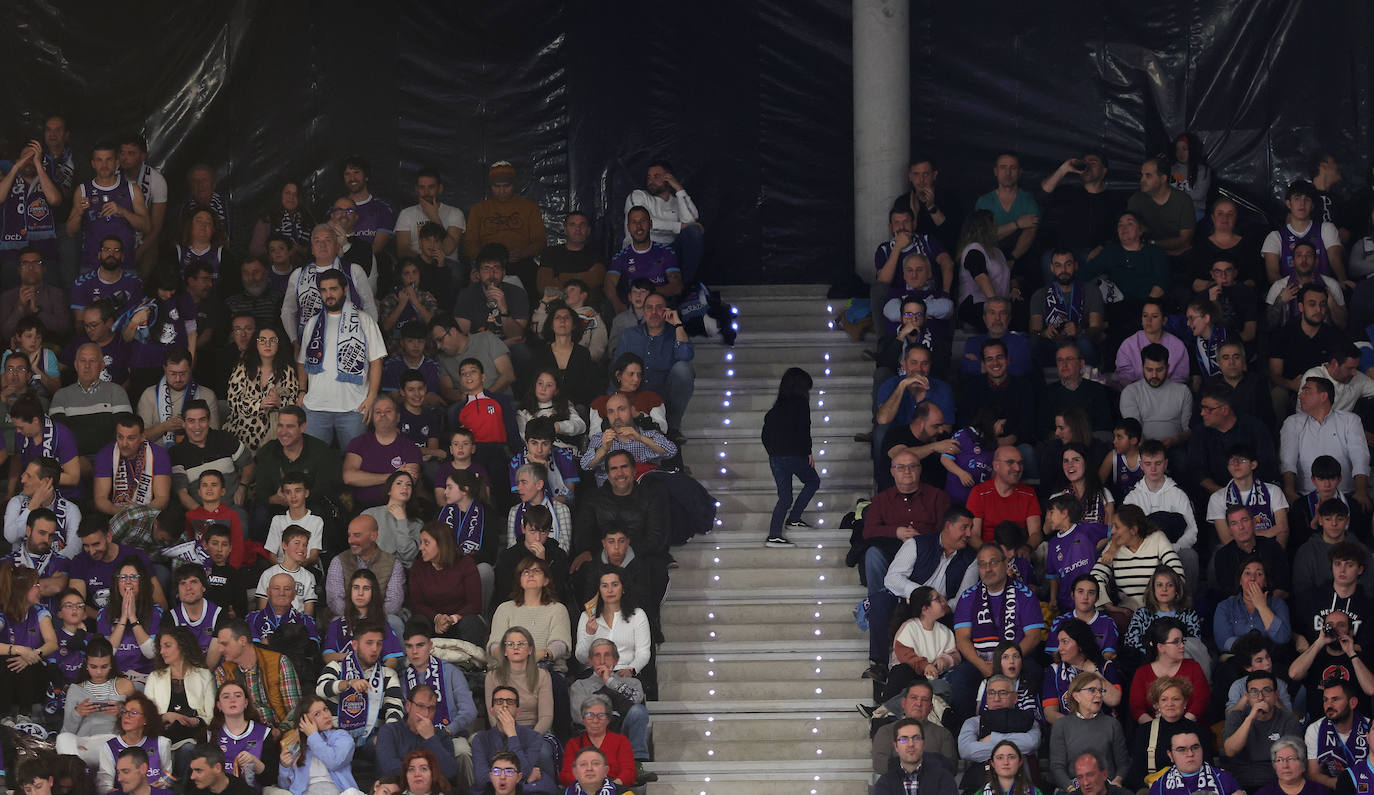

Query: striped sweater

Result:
[1091,531,1184,610]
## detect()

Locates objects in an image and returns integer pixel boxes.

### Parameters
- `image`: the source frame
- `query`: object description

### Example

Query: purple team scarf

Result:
[1043,283,1084,329]
[437,501,484,556]
[336,648,384,732]
[402,657,453,729]
[1225,480,1275,532]
[304,304,367,384]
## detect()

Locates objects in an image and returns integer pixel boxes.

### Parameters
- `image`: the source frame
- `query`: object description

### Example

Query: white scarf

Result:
[1160,762,1220,794]
[305,304,367,384]
[112,442,156,506]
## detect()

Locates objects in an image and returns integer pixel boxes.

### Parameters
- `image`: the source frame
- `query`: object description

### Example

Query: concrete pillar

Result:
[853,0,910,282]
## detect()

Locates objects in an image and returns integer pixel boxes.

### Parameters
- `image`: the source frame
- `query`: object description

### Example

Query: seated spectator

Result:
[379,262,440,348]
[615,292,693,441]
[1288,611,1374,720]
[1127,156,1196,257]
[381,321,442,395]
[1214,558,1293,654]
[958,338,1038,453]
[875,345,956,478]
[1212,502,1294,603]
[212,618,301,732]
[509,419,579,506]
[470,692,556,795]
[1048,442,1116,527]
[4,457,81,555]
[182,471,255,569]
[1254,735,1324,795]
[1220,634,1295,715]
[1083,211,1170,350]
[578,393,678,484]
[94,692,173,794]
[488,560,572,676]
[145,626,215,757]
[516,370,587,455]
[557,694,636,788]
[568,639,652,777]
[1271,287,1349,422]
[957,297,1035,379]
[1299,343,1374,418]
[871,508,976,678]
[324,568,403,666]
[873,719,958,795]
[975,740,1038,795]
[431,427,492,508]
[947,545,1044,722]
[495,500,570,602]
[1304,678,1372,791]
[1099,417,1144,501]
[1270,243,1348,332]
[224,325,297,454]
[590,352,669,437]
[344,395,423,510]
[1183,298,1229,389]
[54,636,135,765]
[395,626,478,745]
[437,468,493,584]
[967,445,1042,548]
[246,569,319,652]
[606,204,681,310]
[1207,444,1290,549]
[1047,575,1118,661]
[1041,343,1114,438]
[407,522,487,645]
[8,394,82,498]
[1127,676,1210,790]
[265,472,323,566]
[376,710,458,784]
[955,210,1015,331]
[1221,671,1304,791]
[1043,619,1122,725]
[1048,672,1130,791]
[1147,728,1244,795]
[255,523,317,612]
[1043,492,1110,611]
[395,370,446,466]
[1096,503,1185,619]
[1030,250,1106,363]
[957,674,1041,778]
[168,565,224,654]
[362,471,424,566]
[316,622,403,763]
[1114,299,1187,387]
[0,247,69,339]
[506,463,572,551]
[1265,179,1347,284]
[169,400,249,513]
[450,358,513,479]
[871,209,953,331]
[976,640,1045,726]
[533,302,600,408]
[1194,254,1259,343]
[185,742,264,795]
[1295,540,1374,649]
[876,276,950,381]
[870,680,957,777]
[1129,617,1211,725]
[1121,345,1192,468]
[65,302,135,386]
[1206,338,1278,431]
[865,447,953,602]
[536,211,606,297]
[49,342,131,457]
[325,515,405,637]
[254,407,342,524]
[95,558,163,683]
[1284,376,1371,513]
[276,695,362,795]
[485,627,555,738]
[1191,385,1281,496]
[573,566,651,679]
[1123,567,1205,670]
[879,586,957,703]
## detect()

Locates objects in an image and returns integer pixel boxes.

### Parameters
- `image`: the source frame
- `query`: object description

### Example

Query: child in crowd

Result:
[508,416,579,505]
[1046,574,1119,660]
[431,426,490,506]
[1204,442,1289,547]
[397,369,447,463]
[183,471,255,569]
[1098,417,1143,501]
[265,472,322,567]
[1043,494,1110,613]
[254,525,317,615]
[760,366,820,549]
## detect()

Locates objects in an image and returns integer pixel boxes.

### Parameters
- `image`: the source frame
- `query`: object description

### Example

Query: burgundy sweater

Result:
[405,556,483,619]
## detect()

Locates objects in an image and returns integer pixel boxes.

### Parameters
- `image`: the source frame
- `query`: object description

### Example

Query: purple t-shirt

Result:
[6,604,50,649]
[1046,610,1120,656]
[397,405,445,447]
[323,616,404,661]
[344,433,422,507]
[60,336,132,385]
[14,420,82,498]
[78,177,138,273]
[351,196,395,246]
[952,580,1044,661]
[92,440,173,479]
[609,242,679,288]
[944,427,994,505]
[54,626,87,683]
[381,356,442,393]
[70,268,144,315]
[1045,521,1110,611]
[69,546,155,611]
[96,603,163,674]
[170,600,223,652]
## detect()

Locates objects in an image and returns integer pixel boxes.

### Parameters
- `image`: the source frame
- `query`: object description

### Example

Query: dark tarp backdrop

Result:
[2,1,1370,287]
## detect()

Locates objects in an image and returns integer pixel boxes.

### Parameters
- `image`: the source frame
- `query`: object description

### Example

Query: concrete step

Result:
[702,457,872,482]
[661,585,866,605]
[655,654,868,684]
[657,678,871,702]
[698,374,872,392]
[665,564,853,590]
[691,343,867,370]
[664,619,861,644]
[696,359,874,381]
[694,385,870,412]
[654,736,871,763]
[717,284,832,299]
[668,545,849,569]
[696,476,870,495]
[683,407,869,432]
[650,711,868,743]
[648,776,869,795]
[712,489,867,514]
[684,441,871,468]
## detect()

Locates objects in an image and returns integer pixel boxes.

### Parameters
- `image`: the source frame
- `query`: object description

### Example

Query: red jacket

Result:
[559,731,635,786]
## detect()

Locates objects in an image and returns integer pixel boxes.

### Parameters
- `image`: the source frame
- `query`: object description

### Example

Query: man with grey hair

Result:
[568,637,653,779]
[956,674,1040,768]
[282,223,377,344]
[958,296,1035,378]
[871,680,957,776]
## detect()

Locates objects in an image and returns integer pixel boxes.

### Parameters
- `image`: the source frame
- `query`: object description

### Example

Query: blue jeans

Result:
[644,360,695,435]
[303,407,367,449]
[672,223,705,285]
[621,703,652,760]
[768,456,820,537]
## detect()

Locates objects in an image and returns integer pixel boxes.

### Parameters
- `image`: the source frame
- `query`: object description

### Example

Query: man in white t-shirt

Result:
[394,169,466,256]
[282,224,377,344]
[1263,179,1347,284]
[117,135,167,268]
[295,269,385,449]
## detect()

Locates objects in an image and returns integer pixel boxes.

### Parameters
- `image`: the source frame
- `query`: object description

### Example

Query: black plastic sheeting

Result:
[2,2,1370,286]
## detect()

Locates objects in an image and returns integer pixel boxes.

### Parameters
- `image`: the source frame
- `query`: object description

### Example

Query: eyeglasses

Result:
[1172,744,1202,754]
[256,337,279,344]
[99,246,122,253]
[83,321,104,329]
[117,573,141,581]
[60,601,85,610]
[119,709,142,717]
[895,735,923,744]
[901,312,924,319]
[1199,403,1223,413]
[409,700,437,712]
[1273,755,1301,764]
[491,698,518,706]
[1160,638,1186,646]
[503,640,530,648]
[1246,687,1276,696]
[582,712,610,720]
[890,463,918,471]
[329,208,357,215]
[490,769,520,779]
[985,689,1014,698]
[1081,687,1106,695]
[18,259,42,266]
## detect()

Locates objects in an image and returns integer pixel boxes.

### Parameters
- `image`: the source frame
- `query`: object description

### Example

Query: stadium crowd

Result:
[0,121,733,795]
[855,143,1374,794]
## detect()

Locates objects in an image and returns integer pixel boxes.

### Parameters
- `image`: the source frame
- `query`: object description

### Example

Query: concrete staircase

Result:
[645,285,873,794]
